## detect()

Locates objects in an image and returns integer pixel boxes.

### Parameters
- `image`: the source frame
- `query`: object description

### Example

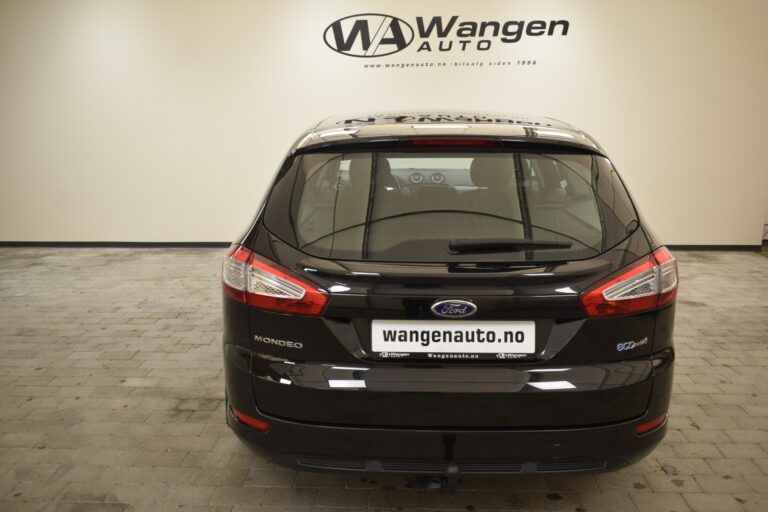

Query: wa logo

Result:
[324,14,414,58]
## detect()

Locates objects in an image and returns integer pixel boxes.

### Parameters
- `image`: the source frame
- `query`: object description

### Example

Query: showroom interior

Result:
[0,0,766,511]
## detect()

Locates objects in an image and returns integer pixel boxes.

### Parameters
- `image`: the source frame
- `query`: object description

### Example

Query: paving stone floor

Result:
[0,247,766,511]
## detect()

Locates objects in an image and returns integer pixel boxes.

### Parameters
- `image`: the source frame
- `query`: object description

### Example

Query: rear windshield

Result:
[264,151,638,263]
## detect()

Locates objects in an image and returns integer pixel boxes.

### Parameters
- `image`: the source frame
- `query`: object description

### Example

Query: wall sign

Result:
[324,13,570,65]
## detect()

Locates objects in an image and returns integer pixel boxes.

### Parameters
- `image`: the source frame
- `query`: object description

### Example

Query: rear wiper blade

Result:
[447,238,573,254]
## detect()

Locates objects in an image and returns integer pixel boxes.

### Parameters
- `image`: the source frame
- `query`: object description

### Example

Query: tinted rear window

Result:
[264,151,638,263]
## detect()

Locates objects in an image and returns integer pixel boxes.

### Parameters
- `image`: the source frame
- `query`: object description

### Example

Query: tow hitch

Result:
[405,463,462,494]
[444,462,461,494]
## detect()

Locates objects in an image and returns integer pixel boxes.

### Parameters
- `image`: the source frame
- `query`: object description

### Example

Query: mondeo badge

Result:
[431,299,477,318]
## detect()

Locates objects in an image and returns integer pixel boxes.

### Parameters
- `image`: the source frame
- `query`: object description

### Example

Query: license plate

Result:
[371,320,536,355]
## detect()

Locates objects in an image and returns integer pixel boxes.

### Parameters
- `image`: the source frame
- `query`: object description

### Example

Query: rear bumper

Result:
[227,406,668,474]
[224,347,674,474]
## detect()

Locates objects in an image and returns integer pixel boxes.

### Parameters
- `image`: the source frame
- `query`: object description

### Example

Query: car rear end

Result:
[222,122,676,475]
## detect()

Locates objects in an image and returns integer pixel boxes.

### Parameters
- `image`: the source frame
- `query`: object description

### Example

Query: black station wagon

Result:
[222,111,677,480]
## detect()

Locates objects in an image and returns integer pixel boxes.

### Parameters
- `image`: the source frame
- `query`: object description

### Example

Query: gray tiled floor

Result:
[0,248,766,511]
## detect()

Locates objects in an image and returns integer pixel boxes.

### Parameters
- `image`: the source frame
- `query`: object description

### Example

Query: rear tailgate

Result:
[247,234,659,428]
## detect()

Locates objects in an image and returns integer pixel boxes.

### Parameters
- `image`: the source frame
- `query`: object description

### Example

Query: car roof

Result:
[291,110,605,155]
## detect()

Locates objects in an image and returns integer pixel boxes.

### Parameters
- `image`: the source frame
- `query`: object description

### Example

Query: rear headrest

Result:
[375,158,399,190]
[470,156,514,188]
[378,158,391,175]
[347,156,371,188]
[347,156,395,189]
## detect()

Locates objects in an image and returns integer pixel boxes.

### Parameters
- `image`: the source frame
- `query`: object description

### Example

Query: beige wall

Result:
[1,0,766,244]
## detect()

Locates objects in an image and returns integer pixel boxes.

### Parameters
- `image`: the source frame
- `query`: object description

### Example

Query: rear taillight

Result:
[580,247,678,317]
[222,245,328,316]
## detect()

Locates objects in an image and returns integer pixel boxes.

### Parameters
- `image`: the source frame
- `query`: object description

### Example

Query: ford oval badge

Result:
[431,299,477,319]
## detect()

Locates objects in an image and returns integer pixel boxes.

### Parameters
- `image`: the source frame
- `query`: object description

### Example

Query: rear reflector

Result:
[222,245,328,315]
[398,137,501,149]
[633,413,667,436]
[580,246,678,317]
[230,406,271,432]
